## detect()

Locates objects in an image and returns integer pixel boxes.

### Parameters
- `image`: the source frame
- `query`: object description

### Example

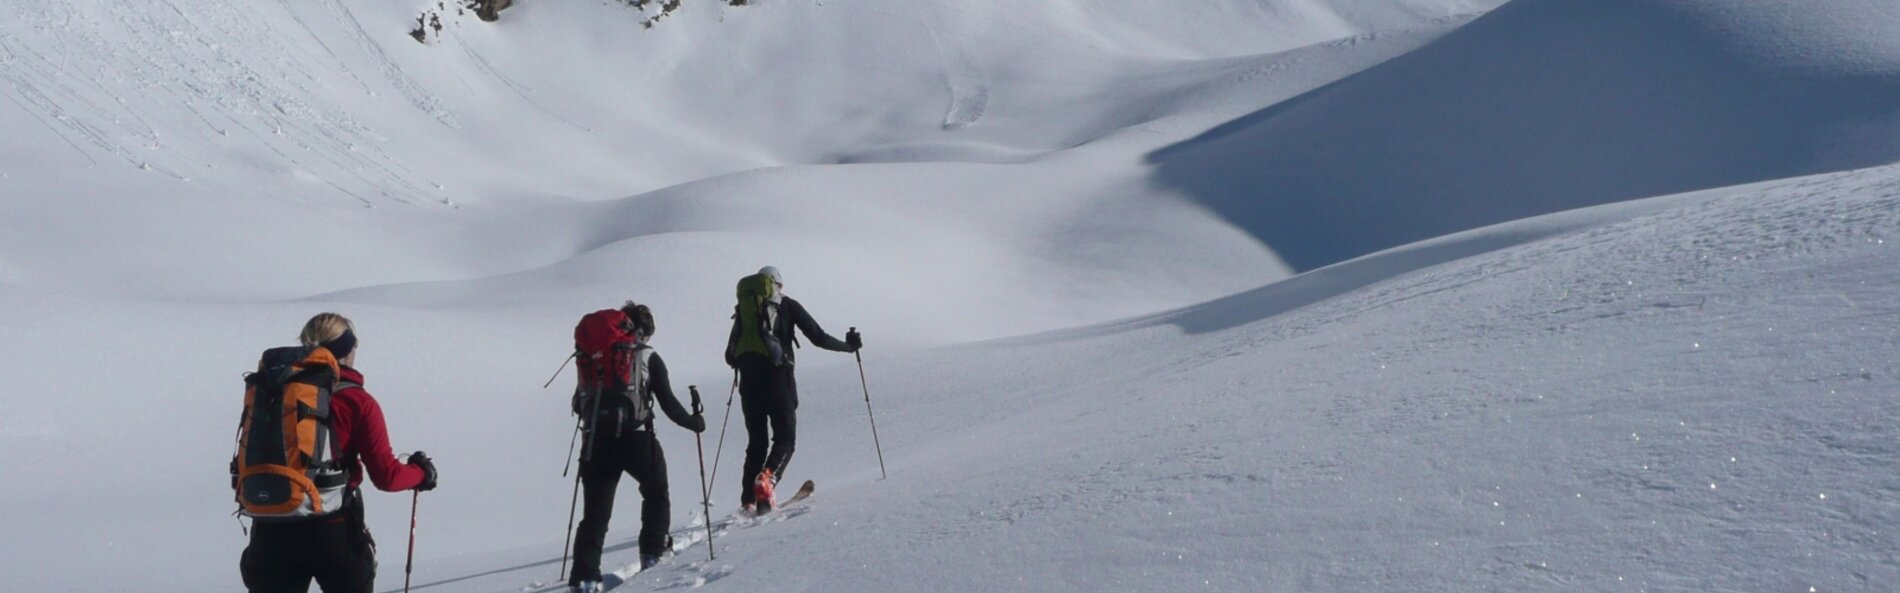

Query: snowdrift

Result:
[397,164,1900,593]
[0,0,1494,308]
[0,0,1499,210]
[635,165,1900,593]
[0,2,1506,590]
[1151,0,1900,271]
[6,1,1896,592]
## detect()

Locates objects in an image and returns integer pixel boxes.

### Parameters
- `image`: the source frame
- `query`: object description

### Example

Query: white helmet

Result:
[758,265,784,287]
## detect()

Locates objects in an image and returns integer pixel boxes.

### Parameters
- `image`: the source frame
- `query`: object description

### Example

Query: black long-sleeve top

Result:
[644,351,696,429]
[774,296,852,362]
[725,295,851,368]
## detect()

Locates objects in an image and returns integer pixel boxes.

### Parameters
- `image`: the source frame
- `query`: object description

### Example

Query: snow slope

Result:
[1152,0,1900,271]
[1,1,1502,590]
[620,164,1899,593]
[0,0,1492,319]
[4,0,1898,592]
[392,162,1900,593]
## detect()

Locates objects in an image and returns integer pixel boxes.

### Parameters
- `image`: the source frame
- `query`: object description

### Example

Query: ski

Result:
[740,479,814,518]
[781,479,816,508]
[597,528,703,588]
[588,481,816,590]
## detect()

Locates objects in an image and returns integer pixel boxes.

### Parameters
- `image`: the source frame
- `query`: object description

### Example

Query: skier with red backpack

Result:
[725,266,861,513]
[233,313,438,593]
[567,302,706,593]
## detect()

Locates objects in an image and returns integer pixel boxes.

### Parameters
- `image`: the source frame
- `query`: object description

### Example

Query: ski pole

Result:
[404,491,419,593]
[559,466,582,581]
[690,386,716,561]
[853,328,888,480]
[561,418,581,477]
[708,369,738,494]
[555,352,582,475]
[581,375,607,465]
[563,368,606,581]
[542,352,576,389]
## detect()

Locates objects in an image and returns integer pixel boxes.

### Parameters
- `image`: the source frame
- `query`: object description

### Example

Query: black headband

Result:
[322,328,357,360]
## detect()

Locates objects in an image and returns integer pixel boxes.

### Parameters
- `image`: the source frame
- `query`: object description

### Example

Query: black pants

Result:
[738,356,797,506]
[240,493,377,593]
[570,431,670,584]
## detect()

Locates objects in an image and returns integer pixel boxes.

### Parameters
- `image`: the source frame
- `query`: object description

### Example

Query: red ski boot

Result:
[753,468,778,512]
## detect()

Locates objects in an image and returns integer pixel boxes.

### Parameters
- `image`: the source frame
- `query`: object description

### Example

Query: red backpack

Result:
[573,309,653,442]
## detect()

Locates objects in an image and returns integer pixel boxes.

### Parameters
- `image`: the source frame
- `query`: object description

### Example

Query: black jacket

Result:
[578,350,697,435]
[727,295,851,368]
[640,352,697,429]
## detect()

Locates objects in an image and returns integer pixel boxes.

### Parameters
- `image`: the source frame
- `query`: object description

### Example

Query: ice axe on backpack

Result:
[547,352,582,477]
[542,352,576,389]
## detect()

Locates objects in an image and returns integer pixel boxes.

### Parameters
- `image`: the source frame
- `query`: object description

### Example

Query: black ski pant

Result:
[737,356,797,506]
[571,430,671,584]
[240,491,376,593]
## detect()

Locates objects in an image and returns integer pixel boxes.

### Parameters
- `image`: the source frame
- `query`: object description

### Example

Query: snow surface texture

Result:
[1152,0,1900,271]
[3,0,1898,592]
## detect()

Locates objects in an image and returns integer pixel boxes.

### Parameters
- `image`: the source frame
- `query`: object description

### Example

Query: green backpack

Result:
[729,273,784,364]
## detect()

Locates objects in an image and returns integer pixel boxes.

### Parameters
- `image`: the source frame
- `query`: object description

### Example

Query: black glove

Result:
[680,413,707,433]
[408,451,438,492]
[846,328,862,352]
[571,392,590,417]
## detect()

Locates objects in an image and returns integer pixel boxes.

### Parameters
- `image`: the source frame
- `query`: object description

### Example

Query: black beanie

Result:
[322,329,357,360]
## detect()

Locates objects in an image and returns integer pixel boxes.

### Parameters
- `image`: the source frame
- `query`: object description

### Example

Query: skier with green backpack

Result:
[724,266,861,513]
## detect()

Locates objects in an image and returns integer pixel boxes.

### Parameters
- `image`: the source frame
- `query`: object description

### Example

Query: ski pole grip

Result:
[689,385,702,413]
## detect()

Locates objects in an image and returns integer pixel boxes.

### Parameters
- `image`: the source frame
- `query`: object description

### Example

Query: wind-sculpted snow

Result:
[5,1,1896,591]
[0,0,1484,300]
[355,164,1900,593]
[681,165,1898,593]
[0,0,1499,209]
[1152,0,1900,271]
[0,0,455,203]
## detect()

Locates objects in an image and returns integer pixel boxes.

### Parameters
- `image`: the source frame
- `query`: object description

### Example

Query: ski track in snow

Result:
[311,0,455,129]
[468,506,814,593]
[923,19,987,130]
[455,36,595,134]
[5,1,1899,592]
[0,0,450,204]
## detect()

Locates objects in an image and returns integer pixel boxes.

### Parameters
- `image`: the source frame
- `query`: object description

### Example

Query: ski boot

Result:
[753,468,777,512]
[644,535,677,569]
[569,580,603,593]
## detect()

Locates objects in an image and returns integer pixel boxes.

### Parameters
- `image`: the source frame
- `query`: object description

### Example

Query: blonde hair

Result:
[299,312,354,347]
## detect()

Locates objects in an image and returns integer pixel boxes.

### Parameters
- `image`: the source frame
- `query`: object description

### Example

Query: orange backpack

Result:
[231,346,351,519]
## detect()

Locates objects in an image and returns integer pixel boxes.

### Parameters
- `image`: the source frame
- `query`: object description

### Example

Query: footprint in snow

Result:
[655,562,734,590]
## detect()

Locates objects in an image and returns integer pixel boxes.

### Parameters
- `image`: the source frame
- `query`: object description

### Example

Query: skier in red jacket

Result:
[239,313,438,593]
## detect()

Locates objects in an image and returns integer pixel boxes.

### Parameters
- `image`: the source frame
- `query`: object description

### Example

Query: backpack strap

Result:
[630,345,656,429]
[313,381,359,471]
[631,345,653,396]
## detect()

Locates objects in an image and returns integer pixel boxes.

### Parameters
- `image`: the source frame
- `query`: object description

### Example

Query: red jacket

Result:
[330,366,427,492]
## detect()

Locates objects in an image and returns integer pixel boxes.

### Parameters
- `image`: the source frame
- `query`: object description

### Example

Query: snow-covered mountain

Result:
[1,1,1895,592]
[1153,0,1900,270]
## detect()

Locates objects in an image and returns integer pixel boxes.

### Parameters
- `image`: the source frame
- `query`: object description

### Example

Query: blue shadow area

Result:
[1147,0,1900,273]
